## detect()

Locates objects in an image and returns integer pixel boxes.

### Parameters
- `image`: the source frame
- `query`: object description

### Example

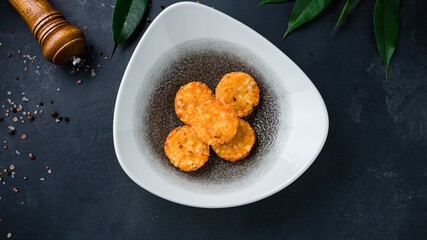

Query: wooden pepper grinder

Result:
[8,0,86,65]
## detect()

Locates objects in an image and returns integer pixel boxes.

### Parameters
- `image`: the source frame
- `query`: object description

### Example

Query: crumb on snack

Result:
[190,100,238,145]
[175,82,215,125]
[164,125,210,172]
[216,72,260,117]
[212,119,255,161]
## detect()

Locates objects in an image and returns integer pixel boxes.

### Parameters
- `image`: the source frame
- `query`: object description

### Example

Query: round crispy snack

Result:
[212,119,255,161]
[164,125,209,172]
[175,82,215,125]
[216,72,260,117]
[190,100,238,145]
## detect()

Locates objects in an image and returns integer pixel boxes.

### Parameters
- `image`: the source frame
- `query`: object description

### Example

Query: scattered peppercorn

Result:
[64,117,70,122]
[160,5,165,9]
[10,30,14,34]
[7,53,12,58]
[49,100,54,104]
[98,50,103,56]
[0,117,3,122]
[40,102,44,106]
[309,52,313,56]
[24,177,28,180]
[15,76,19,80]
[27,115,34,120]
[50,110,58,117]
[11,108,17,113]
[8,129,15,135]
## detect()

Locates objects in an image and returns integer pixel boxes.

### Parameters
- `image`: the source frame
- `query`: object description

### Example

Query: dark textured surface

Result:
[0,0,426,239]
[139,39,282,193]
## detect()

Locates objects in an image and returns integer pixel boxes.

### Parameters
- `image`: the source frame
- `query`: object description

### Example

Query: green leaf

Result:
[111,0,149,59]
[374,0,400,78]
[283,0,332,39]
[257,0,293,8]
[333,0,360,33]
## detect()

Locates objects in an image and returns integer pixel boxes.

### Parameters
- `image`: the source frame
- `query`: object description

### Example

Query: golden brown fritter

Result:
[212,119,255,161]
[190,100,238,145]
[216,72,260,117]
[175,82,215,125]
[164,125,210,172]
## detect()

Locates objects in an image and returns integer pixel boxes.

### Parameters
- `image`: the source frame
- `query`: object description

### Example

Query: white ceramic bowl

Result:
[113,2,328,208]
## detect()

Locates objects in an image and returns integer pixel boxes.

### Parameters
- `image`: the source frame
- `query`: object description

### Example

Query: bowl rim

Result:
[113,1,329,208]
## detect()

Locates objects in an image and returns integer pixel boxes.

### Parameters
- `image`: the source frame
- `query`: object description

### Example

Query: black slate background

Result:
[0,0,426,239]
